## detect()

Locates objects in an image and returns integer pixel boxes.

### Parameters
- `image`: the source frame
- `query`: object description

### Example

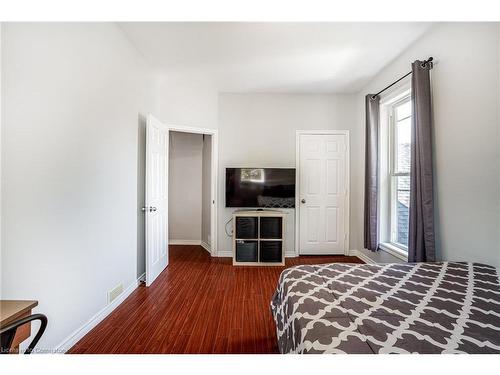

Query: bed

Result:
[270,262,500,353]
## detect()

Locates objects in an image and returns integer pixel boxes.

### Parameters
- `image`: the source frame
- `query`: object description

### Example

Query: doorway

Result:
[295,130,350,255]
[168,131,212,252]
[144,115,218,286]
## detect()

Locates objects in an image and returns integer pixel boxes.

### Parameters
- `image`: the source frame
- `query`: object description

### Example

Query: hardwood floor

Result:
[69,245,363,354]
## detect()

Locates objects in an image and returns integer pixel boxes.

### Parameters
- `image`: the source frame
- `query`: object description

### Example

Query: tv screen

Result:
[225,168,296,208]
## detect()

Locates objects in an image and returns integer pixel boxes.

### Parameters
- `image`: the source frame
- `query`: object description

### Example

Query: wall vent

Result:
[108,283,123,304]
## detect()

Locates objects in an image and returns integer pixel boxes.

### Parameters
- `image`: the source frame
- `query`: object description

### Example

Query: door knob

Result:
[301,199,306,204]
[149,206,157,212]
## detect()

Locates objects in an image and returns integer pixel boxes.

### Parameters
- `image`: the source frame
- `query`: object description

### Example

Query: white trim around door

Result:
[166,124,219,258]
[295,130,350,256]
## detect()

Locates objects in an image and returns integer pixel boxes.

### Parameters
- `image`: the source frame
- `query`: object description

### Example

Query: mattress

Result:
[270,262,500,353]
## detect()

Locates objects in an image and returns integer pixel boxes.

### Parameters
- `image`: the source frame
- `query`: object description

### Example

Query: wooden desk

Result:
[0,300,38,354]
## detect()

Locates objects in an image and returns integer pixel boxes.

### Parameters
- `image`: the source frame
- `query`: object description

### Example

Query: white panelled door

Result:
[298,133,348,255]
[145,115,169,287]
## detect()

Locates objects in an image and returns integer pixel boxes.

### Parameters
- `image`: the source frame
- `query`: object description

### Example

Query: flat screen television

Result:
[225,168,296,208]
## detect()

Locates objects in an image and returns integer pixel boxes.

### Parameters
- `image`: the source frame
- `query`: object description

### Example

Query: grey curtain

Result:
[364,95,379,251]
[408,60,436,262]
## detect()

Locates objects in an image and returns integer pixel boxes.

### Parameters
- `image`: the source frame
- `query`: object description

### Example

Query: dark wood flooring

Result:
[69,245,362,354]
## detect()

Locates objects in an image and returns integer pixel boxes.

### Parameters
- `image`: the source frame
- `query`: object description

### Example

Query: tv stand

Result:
[232,210,285,266]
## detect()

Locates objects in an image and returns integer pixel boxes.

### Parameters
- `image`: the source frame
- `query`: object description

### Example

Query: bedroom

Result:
[1,0,499,372]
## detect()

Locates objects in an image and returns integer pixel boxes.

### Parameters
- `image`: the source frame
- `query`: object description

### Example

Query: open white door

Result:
[145,115,169,287]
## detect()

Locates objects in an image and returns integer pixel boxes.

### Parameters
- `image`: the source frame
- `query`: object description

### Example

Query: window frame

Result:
[377,82,411,261]
[388,94,411,251]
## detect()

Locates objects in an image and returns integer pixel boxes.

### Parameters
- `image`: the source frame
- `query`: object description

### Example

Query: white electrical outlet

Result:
[108,283,123,304]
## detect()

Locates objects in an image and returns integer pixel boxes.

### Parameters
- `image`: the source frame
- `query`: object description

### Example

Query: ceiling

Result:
[119,22,434,93]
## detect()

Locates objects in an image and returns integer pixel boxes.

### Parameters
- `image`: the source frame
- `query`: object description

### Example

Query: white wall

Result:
[217,93,359,255]
[357,23,500,268]
[201,135,212,247]
[154,75,218,130]
[1,23,156,349]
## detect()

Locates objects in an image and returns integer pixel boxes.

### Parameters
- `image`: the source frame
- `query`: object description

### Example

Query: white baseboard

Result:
[349,249,376,264]
[200,241,211,253]
[53,273,144,353]
[169,239,201,246]
[285,252,298,258]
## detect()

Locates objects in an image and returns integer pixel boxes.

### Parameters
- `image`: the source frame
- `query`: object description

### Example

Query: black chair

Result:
[0,314,48,354]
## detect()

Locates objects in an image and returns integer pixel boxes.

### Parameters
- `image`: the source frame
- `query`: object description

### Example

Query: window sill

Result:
[379,243,408,261]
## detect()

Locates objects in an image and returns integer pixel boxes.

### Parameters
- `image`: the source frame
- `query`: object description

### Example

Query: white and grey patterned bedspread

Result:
[270,262,500,353]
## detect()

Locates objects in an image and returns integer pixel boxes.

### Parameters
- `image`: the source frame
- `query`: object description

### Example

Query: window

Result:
[388,95,411,250]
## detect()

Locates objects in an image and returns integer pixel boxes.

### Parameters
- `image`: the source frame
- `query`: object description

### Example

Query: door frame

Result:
[165,124,219,257]
[295,130,350,256]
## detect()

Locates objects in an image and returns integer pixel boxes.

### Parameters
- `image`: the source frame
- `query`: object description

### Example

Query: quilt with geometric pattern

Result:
[270,262,500,353]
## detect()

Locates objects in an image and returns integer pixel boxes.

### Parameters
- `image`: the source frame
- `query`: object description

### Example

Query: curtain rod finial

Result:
[421,57,434,69]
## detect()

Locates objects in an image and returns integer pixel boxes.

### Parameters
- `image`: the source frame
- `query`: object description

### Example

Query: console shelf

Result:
[232,210,285,266]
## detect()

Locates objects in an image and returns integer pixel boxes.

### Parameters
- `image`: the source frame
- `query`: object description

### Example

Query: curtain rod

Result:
[371,57,433,100]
